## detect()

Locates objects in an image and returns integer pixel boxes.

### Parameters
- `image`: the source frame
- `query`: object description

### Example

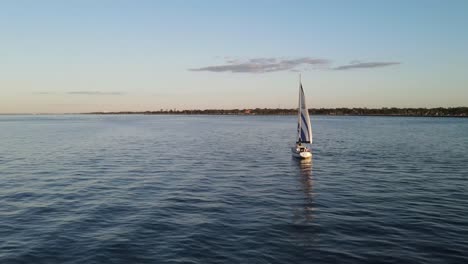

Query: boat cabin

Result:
[296,145,309,152]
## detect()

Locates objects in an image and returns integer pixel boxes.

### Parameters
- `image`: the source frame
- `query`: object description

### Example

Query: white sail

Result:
[296,82,312,144]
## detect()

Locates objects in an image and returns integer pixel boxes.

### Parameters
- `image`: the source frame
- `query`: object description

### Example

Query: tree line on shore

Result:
[88,107,468,117]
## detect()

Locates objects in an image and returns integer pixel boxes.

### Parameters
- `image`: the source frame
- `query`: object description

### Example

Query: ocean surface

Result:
[1,115,467,264]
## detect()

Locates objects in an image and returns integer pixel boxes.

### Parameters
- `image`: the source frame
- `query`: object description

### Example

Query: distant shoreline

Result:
[2,107,467,117]
[84,107,468,117]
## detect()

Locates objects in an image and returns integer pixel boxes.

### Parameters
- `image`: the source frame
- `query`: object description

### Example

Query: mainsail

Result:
[296,81,312,144]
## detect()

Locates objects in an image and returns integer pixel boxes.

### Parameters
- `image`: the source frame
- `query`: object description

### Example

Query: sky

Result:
[1,0,467,113]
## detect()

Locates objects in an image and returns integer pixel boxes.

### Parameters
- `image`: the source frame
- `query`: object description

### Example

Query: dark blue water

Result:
[1,115,467,263]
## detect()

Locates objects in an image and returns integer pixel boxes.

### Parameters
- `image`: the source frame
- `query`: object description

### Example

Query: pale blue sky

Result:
[1,0,467,113]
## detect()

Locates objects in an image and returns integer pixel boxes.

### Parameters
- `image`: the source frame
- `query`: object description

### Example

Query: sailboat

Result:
[291,76,313,159]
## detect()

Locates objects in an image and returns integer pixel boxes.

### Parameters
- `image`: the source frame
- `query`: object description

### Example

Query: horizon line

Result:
[1,106,467,115]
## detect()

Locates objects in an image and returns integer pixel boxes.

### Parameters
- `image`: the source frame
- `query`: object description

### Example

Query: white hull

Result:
[291,147,312,159]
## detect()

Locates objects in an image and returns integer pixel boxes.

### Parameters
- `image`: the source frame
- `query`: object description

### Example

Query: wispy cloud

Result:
[333,61,401,70]
[189,57,329,73]
[67,91,124,95]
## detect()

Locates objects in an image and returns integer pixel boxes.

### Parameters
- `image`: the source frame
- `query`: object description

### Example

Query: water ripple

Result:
[1,115,467,263]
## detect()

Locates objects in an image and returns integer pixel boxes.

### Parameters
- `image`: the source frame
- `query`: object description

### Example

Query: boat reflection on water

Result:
[293,158,315,224]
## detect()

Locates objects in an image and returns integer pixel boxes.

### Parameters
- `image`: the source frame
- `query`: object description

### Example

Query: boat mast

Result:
[297,73,302,143]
